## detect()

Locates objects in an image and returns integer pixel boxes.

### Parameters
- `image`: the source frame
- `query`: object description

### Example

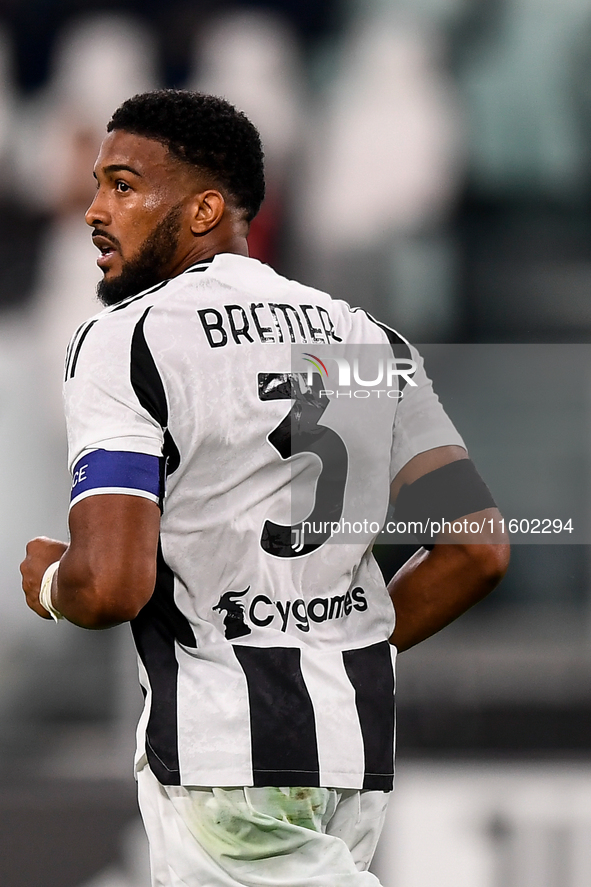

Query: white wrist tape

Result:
[39,561,63,622]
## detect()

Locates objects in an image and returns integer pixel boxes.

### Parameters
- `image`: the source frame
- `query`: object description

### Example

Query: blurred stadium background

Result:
[1,0,591,884]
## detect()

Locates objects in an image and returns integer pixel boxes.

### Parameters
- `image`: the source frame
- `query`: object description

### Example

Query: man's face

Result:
[86,130,193,306]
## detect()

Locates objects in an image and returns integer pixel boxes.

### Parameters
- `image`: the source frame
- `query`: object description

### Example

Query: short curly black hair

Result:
[107,90,265,222]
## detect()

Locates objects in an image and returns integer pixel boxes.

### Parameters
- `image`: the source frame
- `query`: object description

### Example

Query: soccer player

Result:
[21,90,509,886]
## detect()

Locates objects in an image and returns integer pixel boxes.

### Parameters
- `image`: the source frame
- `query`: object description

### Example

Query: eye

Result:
[115,180,131,193]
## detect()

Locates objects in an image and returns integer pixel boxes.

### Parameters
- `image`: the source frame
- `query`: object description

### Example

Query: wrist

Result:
[39,561,63,622]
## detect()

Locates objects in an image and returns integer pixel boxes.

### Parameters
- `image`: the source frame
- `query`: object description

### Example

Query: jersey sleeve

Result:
[390,345,465,480]
[63,313,165,507]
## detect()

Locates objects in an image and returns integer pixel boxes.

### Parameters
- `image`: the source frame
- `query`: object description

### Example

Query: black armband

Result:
[394,459,496,546]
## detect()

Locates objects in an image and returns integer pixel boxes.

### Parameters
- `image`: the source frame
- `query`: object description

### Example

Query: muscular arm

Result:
[388,446,510,652]
[21,494,160,629]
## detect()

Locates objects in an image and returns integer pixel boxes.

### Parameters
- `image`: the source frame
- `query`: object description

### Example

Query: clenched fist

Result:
[20,537,68,619]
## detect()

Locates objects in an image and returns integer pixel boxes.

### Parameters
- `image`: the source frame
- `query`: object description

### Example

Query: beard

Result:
[96,203,184,307]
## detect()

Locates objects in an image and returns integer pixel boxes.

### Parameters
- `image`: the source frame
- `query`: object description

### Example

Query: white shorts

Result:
[137,764,389,887]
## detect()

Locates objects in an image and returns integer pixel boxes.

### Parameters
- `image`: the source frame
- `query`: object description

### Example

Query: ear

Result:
[189,190,226,235]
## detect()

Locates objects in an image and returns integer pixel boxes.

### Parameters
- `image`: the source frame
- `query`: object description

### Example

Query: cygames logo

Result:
[213,587,368,637]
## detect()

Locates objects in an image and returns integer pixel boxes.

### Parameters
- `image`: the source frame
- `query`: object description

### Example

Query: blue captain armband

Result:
[70,449,164,510]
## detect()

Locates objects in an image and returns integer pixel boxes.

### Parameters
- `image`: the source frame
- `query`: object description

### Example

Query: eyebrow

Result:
[96,163,143,178]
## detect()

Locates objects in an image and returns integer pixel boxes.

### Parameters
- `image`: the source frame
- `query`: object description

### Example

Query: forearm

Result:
[51,494,160,628]
[388,541,509,652]
[22,497,160,629]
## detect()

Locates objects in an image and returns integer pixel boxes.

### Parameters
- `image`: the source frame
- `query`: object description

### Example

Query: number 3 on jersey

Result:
[258,373,349,557]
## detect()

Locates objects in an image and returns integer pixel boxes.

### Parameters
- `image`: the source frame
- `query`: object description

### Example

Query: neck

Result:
[172,218,250,276]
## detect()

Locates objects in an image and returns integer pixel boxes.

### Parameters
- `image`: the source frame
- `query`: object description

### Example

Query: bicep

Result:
[390,444,468,503]
[389,447,507,548]
[60,318,168,624]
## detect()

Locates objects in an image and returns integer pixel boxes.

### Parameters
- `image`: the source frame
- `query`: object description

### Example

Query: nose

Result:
[85,188,110,228]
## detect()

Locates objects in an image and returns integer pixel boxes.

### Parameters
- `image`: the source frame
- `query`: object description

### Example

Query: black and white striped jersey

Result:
[64,253,464,790]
